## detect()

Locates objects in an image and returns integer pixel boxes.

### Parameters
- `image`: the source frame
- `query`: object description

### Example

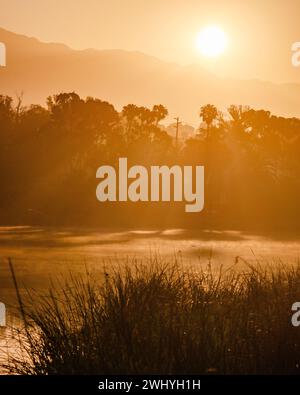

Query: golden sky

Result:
[0,0,299,83]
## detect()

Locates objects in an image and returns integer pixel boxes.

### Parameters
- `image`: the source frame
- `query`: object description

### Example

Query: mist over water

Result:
[1,226,299,297]
[1,226,300,373]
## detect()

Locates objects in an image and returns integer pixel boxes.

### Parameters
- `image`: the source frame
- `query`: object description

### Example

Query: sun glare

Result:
[196,26,228,58]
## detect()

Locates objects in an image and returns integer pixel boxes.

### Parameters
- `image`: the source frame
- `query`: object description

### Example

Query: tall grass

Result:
[5,257,300,374]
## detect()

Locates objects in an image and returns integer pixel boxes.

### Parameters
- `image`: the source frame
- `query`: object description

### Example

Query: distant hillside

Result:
[0,27,300,125]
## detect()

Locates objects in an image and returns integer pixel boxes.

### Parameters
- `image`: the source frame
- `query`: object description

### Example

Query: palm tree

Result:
[152,104,168,125]
[200,104,218,139]
[122,104,139,134]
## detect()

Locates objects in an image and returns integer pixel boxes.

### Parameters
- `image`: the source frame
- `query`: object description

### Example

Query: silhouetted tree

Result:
[200,104,218,139]
[1,91,300,228]
[152,104,168,125]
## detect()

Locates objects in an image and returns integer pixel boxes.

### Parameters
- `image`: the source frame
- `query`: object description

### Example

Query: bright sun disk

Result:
[196,26,228,58]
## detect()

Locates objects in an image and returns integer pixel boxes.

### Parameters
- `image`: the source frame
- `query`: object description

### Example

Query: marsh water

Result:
[1,225,300,372]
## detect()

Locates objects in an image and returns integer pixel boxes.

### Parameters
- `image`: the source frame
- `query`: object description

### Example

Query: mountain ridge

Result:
[0,27,299,125]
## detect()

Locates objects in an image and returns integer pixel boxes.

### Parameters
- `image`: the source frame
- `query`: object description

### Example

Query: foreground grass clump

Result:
[7,258,300,374]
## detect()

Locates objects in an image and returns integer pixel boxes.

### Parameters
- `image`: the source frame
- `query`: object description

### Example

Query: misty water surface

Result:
[1,226,300,372]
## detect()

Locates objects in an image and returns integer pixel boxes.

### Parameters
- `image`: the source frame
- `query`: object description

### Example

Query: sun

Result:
[196,25,228,58]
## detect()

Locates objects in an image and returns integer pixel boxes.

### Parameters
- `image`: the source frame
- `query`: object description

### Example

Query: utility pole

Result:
[174,117,181,148]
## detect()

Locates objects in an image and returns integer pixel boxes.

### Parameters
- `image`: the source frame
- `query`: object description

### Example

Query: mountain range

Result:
[0,27,299,125]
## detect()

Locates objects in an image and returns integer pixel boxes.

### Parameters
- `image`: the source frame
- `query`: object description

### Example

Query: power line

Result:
[174,117,182,148]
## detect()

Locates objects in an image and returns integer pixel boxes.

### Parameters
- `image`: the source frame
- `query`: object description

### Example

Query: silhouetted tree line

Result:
[1,92,300,229]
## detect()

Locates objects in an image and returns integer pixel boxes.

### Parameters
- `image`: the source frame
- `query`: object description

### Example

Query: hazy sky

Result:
[0,0,299,83]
